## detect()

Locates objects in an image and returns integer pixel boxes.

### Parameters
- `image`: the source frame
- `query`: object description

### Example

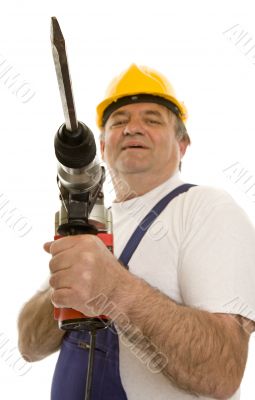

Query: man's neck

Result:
[111,171,178,202]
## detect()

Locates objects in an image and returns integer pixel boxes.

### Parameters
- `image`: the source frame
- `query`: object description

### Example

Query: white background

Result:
[0,0,255,398]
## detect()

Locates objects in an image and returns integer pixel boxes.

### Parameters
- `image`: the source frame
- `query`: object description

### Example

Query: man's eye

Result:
[146,119,161,125]
[111,120,128,127]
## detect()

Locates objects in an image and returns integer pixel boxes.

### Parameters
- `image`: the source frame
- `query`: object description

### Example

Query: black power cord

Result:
[84,330,97,400]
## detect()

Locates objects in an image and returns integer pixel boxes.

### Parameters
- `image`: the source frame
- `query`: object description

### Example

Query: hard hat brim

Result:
[96,92,187,127]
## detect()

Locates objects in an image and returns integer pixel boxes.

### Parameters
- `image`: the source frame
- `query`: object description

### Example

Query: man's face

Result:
[100,102,187,180]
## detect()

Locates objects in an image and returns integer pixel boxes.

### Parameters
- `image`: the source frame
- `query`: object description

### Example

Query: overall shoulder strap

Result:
[119,183,196,266]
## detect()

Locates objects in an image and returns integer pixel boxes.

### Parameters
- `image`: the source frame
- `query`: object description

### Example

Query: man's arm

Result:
[18,288,65,362]
[106,275,252,400]
[47,235,254,399]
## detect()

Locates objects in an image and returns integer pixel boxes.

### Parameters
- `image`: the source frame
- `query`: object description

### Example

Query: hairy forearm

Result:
[18,288,64,362]
[104,272,248,399]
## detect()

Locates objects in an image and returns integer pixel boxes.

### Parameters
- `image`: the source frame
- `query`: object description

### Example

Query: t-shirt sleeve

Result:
[179,187,255,321]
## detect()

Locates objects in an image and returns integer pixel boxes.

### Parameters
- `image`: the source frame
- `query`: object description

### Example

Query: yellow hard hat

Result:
[96,64,187,127]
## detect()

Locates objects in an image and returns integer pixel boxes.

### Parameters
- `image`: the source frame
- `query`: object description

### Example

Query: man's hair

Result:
[172,114,190,171]
[173,113,191,145]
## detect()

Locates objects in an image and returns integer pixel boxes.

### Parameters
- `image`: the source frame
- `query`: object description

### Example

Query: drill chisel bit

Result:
[51,17,78,132]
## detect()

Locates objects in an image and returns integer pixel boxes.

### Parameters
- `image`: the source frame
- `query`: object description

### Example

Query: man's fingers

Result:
[51,288,73,308]
[48,250,77,274]
[44,235,101,257]
[47,235,88,256]
[49,269,78,290]
[43,237,78,256]
[43,241,53,253]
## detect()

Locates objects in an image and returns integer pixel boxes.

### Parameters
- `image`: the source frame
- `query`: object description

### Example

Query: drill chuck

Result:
[55,122,102,193]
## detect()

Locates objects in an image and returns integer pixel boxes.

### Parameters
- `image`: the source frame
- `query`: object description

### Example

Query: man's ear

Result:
[178,139,189,159]
[100,139,105,161]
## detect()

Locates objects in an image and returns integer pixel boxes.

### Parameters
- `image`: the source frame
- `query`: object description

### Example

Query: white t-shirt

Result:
[111,173,255,400]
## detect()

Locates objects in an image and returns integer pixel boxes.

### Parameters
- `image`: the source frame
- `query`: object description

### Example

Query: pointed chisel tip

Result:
[50,16,64,46]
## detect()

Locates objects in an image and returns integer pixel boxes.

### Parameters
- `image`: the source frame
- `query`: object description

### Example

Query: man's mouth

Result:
[121,142,148,150]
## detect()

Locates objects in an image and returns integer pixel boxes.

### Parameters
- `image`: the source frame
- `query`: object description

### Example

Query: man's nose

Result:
[123,118,144,136]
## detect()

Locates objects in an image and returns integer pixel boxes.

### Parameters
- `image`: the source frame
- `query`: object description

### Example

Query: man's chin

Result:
[118,165,151,175]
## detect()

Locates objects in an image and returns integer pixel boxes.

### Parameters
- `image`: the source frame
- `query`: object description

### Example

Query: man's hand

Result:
[44,235,128,316]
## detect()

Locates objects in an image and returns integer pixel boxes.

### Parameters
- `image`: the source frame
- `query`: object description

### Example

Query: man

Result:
[18,64,255,399]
